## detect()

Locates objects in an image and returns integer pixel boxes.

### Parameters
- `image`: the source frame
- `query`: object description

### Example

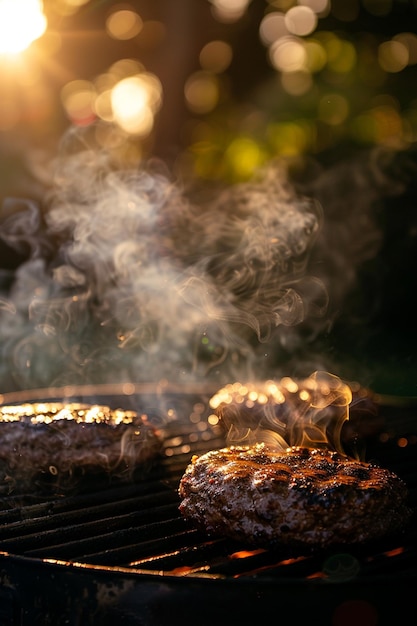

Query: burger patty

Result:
[178,443,411,547]
[0,402,162,494]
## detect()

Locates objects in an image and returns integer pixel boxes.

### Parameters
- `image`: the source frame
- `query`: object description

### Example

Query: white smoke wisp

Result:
[0,141,328,393]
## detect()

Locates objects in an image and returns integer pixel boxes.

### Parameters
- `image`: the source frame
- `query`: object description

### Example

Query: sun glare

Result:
[0,0,47,55]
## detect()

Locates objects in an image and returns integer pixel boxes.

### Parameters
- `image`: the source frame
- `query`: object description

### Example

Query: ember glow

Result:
[0,0,47,55]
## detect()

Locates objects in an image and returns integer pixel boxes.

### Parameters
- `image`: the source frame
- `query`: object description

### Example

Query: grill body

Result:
[0,387,415,625]
[1,555,416,626]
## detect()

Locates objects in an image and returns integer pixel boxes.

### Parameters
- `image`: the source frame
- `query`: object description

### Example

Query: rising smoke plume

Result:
[0,131,411,393]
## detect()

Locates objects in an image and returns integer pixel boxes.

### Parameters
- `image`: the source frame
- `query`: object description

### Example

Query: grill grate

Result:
[0,393,416,625]
[0,397,415,585]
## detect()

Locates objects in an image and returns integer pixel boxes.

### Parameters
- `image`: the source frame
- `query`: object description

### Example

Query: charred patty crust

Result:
[0,402,162,494]
[178,443,410,547]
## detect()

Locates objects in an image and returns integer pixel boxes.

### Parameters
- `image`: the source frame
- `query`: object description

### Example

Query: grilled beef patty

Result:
[0,402,162,494]
[178,443,411,547]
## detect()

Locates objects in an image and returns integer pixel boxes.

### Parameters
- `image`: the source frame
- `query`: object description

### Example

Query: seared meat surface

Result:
[179,443,411,547]
[0,403,162,494]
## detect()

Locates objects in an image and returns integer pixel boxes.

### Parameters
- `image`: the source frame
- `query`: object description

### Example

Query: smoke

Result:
[0,132,324,392]
[0,132,411,393]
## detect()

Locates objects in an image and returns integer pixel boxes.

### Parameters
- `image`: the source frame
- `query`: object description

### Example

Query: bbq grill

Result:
[0,384,415,626]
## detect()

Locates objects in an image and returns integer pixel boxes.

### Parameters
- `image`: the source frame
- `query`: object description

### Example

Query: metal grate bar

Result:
[0,488,178,541]
[23,517,193,561]
[73,527,206,566]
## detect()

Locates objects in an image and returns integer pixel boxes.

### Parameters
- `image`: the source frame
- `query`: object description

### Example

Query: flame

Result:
[210,370,353,455]
[0,0,47,55]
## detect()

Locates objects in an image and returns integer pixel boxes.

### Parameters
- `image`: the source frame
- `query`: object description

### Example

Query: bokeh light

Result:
[325,35,357,73]
[225,136,265,178]
[259,12,288,46]
[303,39,327,72]
[318,93,350,125]
[393,32,417,65]
[269,36,307,72]
[199,40,233,73]
[209,0,253,23]
[378,40,408,73]
[50,0,90,17]
[111,73,162,136]
[61,80,96,127]
[185,72,220,114]
[106,8,143,41]
[281,70,313,95]
[0,0,416,183]
[285,6,317,36]
[0,0,47,55]
[300,0,329,14]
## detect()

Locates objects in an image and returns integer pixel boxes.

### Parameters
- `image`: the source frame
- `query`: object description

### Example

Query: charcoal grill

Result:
[0,384,415,626]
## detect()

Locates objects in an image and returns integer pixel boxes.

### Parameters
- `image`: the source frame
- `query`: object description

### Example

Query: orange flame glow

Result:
[209,371,353,455]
